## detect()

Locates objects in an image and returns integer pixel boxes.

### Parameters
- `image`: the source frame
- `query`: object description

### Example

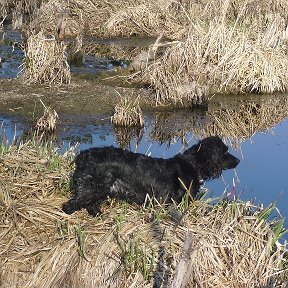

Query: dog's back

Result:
[72,146,188,202]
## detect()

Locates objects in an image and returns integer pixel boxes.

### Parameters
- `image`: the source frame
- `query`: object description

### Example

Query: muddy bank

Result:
[0,76,153,117]
[2,75,288,139]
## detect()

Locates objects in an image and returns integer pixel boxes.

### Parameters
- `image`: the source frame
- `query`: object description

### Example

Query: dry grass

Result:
[1,0,83,40]
[35,100,59,133]
[3,0,288,98]
[111,96,144,127]
[137,18,288,105]
[21,32,71,85]
[0,137,287,287]
[77,0,288,105]
[83,0,288,105]
[25,0,84,43]
[74,0,185,39]
[0,0,42,29]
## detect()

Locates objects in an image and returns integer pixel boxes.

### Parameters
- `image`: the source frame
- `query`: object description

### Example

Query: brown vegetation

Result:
[0,139,287,287]
[22,31,71,85]
[2,0,288,101]
[111,96,144,127]
[35,100,59,133]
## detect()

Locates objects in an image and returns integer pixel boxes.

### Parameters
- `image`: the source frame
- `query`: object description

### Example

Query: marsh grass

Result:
[21,32,71,85]
[137,18,288,105]
[92,0,288,105]
[0,135,287,287]
[35,100,59,133]
[3,0,288,98]
[79,0,185,39]
[111,96,144,127]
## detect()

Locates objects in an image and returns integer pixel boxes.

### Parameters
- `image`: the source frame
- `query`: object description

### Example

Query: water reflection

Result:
[150,94,288,147]
[114,126,143,149]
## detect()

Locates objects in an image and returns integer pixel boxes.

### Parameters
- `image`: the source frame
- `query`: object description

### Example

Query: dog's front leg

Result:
[85,201,102,216]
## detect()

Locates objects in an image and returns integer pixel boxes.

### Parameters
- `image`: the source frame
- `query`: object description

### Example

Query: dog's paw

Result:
[85,204,101,217]
[62,200,79,215]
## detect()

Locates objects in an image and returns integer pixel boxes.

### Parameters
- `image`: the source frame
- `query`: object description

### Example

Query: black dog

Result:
[63,136,240,216]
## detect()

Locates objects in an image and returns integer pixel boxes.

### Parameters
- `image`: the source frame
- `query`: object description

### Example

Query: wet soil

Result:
[0,76,152,118]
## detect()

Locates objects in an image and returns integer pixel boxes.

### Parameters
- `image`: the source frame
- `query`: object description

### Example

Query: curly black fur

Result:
[62,136,240,216]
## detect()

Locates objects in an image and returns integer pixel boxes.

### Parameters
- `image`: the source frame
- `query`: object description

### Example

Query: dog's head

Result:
[185,136,240,180]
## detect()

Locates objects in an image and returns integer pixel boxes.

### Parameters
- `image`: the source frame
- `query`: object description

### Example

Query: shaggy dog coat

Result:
[63,136,240,216]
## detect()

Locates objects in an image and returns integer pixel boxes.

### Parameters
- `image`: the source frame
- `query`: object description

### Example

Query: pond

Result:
[1,25,288,241]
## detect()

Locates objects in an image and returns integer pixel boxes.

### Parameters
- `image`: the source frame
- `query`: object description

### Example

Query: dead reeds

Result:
[182,201,287,287]
[35,100,59,133]
[78,0,185,39]
[111,96,144,128]
[137,17,288,105]
[81,0,288,104]
[3,0,288,98]
[21,31,71,85]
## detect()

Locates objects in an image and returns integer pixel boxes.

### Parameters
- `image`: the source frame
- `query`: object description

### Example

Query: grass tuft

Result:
[111,96,144,127]
[21,31,71,85]
[35,100,59,133]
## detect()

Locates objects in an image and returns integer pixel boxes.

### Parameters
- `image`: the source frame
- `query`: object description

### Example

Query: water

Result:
[205,119,288,217]
[0,41,23,78]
